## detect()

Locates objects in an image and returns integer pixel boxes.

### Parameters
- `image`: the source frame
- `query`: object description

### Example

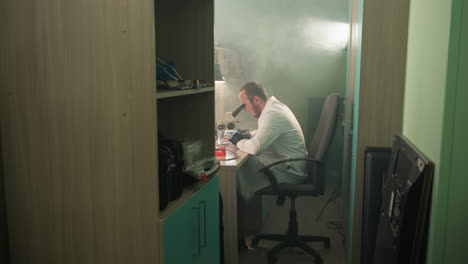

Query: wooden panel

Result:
[351,0,409,262]
[0,0,159,263]
[218,151,248,264]
[0,126,10,264]
[155,0,214,83]
[219,165,238,264]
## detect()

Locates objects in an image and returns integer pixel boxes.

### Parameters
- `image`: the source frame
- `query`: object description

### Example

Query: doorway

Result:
[214,0,350,263]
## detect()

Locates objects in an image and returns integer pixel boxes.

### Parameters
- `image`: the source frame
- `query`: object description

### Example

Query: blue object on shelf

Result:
[156,61,179,81]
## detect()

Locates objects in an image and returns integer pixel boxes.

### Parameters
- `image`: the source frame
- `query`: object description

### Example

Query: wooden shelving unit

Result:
[0,0,215,263]
[154,0,215,162]
[154,0,217,263]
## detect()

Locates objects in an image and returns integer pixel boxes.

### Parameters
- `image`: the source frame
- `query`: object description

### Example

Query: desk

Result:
[217,148,249,264]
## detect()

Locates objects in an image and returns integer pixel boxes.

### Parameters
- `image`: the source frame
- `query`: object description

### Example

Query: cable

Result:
[327,221,344,230]
[157,57,183,80]
[215,147,238,161]
[160,66,179,80]
[316,183,341,221]
[315,166,347,222]
[327,221,345,241]
[225,149,238,156]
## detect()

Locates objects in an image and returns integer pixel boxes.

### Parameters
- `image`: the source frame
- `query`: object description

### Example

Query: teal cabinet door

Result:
[196,176,220,264]
[163,175,219,264]
[163,195,201,264]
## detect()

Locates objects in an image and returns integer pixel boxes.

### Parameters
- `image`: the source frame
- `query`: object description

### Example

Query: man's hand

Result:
[229,132,245,145]
[237,130,251,139]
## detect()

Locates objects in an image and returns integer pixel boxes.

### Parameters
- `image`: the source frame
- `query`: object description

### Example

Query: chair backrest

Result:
[305,94,340,192]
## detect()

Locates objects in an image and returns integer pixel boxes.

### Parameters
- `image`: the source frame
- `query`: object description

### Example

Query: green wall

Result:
[403,0,468,263]
[403,5,449,262]
[442,1,468,262]
[402,0,451,164]
[403,0,451,262]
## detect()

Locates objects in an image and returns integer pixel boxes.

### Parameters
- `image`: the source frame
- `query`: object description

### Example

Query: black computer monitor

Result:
[362,147,392,264]
[373,134,434,264]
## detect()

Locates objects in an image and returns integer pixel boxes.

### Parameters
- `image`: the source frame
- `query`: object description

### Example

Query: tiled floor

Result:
[238,193,346,264]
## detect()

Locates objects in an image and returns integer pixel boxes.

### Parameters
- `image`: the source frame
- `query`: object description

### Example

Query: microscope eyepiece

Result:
[232,104,246,118]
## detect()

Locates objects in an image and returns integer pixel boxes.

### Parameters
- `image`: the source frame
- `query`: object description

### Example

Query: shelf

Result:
[156,86,214,99]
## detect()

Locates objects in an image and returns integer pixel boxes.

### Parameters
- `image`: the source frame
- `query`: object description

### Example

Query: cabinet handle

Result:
[193,206,201,256]
[199,200,207,247]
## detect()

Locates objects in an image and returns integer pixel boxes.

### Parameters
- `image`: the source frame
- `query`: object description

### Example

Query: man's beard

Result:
[253,104,262,118]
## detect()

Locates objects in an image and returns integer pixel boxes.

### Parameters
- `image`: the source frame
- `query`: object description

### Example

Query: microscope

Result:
[216,104,246,145]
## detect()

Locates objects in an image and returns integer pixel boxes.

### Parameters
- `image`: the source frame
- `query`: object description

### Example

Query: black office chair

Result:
[251,94,340,264]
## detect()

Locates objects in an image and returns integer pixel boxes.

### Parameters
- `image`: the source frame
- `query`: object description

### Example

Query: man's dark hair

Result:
[240,81,268,102]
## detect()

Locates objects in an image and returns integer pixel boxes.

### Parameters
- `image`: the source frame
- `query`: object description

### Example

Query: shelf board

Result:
[156,86,214,99]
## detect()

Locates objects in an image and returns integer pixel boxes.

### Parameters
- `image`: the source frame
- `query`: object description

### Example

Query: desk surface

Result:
[216,145,249,167]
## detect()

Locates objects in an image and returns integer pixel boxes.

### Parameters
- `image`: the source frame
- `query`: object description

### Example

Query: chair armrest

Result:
[257,158,324,197]
[258,158,323,173]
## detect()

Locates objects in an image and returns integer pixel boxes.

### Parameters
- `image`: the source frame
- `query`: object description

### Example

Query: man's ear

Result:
[253,96,261,105]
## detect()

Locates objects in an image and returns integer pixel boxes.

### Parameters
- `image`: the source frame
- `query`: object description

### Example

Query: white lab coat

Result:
[236,96,307,200]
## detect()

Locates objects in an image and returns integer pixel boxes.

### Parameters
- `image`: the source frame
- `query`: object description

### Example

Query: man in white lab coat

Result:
[229,81,307,246]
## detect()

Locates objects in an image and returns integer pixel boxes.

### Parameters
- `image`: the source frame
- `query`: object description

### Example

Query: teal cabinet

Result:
[162,176,219,264]
[196,177,220,264]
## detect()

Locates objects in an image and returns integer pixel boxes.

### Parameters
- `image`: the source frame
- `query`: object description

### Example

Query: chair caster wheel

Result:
[251,237,260,248]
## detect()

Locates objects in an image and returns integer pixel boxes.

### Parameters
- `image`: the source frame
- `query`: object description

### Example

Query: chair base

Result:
[250,196,330,264]
[252,234,330,264]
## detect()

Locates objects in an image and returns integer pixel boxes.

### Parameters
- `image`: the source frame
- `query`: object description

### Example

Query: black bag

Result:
[158,139,184,210]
